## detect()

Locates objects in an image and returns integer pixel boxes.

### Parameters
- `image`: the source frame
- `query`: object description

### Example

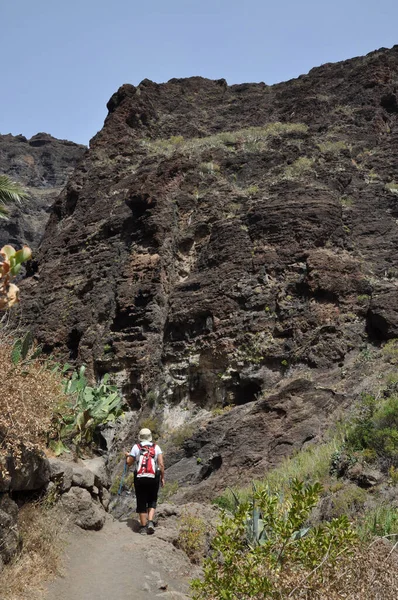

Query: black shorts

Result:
[134,473,160,513]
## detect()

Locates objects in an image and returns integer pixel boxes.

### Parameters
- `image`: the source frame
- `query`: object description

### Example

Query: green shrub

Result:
[357,505,398,541]
[142,123,308,159]
[110,474,122,495]
[340,195,354,207]
[366,170,380,182]
[158,480,179,503]
[167,423,195,447]
[382,339,398,364]
[389,465,398,484]
[345,393,398,467]
[283,156,315,179]
[200,161,221,175]
[245,184,259,195]
[124,473,135,490]
[178,511,207,564]
[192,480,356,599]
[145,390,157,408]
[385,182,398,195]
[318,140,350,154]
[139,416,162,439]
[327,484,367,518]
[169,135,184,145]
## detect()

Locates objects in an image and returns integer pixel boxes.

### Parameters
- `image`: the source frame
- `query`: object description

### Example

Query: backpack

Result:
[136,443,157,478]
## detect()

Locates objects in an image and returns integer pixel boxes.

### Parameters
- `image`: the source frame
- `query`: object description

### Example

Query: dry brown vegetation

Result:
[0,503,67,600]
[0,337,67,474]
[277,541,398,599]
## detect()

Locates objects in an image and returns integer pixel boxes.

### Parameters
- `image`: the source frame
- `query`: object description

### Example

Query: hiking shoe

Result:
[147,521,155,534]
[139,525,147,535]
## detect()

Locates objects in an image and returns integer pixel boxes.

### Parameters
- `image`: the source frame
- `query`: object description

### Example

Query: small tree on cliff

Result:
[0,175,31,309]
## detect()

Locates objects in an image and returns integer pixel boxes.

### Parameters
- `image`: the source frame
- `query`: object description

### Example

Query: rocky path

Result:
[45,517,193,600]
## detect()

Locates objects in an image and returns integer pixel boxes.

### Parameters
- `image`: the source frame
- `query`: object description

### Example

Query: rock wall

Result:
[18,47,398,489]
[23,47,398,397]
[0,133,85,249]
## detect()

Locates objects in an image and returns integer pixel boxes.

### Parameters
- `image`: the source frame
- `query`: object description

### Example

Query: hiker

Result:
[125,428,165,535]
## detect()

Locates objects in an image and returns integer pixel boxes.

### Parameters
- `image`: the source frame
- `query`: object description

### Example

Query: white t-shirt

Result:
[129,441,162,471]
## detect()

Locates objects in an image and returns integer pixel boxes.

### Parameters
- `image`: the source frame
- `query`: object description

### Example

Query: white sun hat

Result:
[138,428,152,442]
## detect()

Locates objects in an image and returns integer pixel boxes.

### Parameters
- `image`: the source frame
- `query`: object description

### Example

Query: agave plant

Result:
[0,244,32,310]
[227,480,318,549]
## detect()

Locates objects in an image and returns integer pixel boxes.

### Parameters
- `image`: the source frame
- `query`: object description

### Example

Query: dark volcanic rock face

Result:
[20,47,398,482]
[0,133,85,249]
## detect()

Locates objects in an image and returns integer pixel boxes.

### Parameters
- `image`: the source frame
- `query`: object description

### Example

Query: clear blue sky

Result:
[1,0,397,145]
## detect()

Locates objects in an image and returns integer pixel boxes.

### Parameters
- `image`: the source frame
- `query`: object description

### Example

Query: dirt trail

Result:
[45,517,193,600]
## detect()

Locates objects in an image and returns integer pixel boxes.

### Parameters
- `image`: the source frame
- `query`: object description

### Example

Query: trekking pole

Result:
[118,461,128,497]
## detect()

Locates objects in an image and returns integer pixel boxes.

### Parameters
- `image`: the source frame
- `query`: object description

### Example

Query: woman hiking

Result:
[125,428,165,535]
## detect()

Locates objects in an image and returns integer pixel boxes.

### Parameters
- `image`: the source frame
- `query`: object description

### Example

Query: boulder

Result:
[347,464,383,488]
[0,471,11,493]
[82,457,110,488]
[60,487,106,530]
[5,448,50,491]
[0,495,19,564]
[72,466,95,490]
[165,457,202,486]
[99,488,111,510]
[48,458,73,492]
[155,502,219,554]
[0,495,18,521]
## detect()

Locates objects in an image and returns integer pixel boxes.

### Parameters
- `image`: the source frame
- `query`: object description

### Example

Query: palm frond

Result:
[0,174,28,205]
[0,204,9,219]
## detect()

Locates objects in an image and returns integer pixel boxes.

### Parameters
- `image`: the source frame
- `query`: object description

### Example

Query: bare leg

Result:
[147,508,156,522]
[139,513,148,526]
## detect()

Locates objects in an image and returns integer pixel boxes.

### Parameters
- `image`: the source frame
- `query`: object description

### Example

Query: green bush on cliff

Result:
[345,393,398,467]
[382,339,398,364]
[192,480,356,599]
[143,123,308,158]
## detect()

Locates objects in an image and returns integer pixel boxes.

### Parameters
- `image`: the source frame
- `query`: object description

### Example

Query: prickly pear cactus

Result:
[0,244,32,309]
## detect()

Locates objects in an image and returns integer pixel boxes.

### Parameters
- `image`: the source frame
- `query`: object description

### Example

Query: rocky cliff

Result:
[0,133,85,249]
[20,46,398,490]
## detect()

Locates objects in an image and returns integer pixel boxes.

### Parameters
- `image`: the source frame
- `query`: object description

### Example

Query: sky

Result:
[1,0,397,145]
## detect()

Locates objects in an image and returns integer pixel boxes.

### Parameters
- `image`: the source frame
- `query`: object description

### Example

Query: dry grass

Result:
[218,439,340,510]
[0,339,67,474]
[280,540,398,599]
[0,503,67,600]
